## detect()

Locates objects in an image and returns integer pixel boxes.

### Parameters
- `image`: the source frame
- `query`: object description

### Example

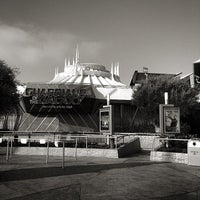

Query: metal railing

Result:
[152,137,189,153]
[0,131,127,168]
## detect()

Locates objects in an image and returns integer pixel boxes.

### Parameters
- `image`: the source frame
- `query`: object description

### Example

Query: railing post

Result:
[46,138,49,164]
[62,141,65,169]
[75,137,78,160]
[10,137,13,158]
[152,136,156,151]
[115,136,117,149]
[6,137,10,162]
[28,133,31,147]
[86,136,88,149]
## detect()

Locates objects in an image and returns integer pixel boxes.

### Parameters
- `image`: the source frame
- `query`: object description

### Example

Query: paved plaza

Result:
[0,152,200,200]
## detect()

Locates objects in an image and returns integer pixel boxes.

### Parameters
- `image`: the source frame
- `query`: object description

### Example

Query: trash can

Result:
[188,139,200,166]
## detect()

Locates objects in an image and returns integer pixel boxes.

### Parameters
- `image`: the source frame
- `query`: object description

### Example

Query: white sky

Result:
[0,0,200,85]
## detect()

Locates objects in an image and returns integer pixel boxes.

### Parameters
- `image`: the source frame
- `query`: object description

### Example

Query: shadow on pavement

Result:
[0,161,165,182]
[8,184,81,200]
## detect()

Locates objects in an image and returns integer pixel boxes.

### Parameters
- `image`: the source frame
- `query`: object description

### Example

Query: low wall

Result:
[122,134,162,150]
[2,147,119,158]
[150,151,188,164]
[0,138,142,159]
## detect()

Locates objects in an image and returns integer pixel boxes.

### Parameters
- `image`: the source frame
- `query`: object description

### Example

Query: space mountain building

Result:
[18,47,134,133]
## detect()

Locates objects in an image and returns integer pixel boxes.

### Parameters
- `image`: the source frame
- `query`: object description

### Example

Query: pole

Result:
[164,92,168,105]
[75,137,78,160]
[6,138,10,162]
[28,133,31,147]
[115,136,117,149]
[107,94,110,106]
[46,138,49,164]
[86,136,88,149]
[10,137,13,158]
[62,141,65,169]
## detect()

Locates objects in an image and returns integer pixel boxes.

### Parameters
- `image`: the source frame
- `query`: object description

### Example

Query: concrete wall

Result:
[5,147,119,158]
[122,134,162,150]
[150,151,188,164]
[0,137,142,159]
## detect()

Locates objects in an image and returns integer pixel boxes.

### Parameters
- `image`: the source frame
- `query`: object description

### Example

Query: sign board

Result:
[25,87,88,105]
[159,104,180,135]
[22,84,95,112]
[163,106,180,134]
[99,105,113,135]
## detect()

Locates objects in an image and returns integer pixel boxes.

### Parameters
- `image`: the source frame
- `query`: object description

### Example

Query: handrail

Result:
[158,138,189,142]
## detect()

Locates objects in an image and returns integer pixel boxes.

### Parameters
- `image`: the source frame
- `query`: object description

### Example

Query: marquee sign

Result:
[23,83,94,113]
[25,88,87,105]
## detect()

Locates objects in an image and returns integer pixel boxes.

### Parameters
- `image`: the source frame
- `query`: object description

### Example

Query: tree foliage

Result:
[0,60,19,114]
[132,75,200,133]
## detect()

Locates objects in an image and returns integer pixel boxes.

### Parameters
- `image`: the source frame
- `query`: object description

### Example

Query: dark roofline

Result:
[129,70,178,87]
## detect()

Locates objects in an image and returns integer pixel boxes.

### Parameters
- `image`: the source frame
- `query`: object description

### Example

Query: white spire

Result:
[114,63,117,75]
[54,67,59,77]
[111,63,114,80]
[75,45,79,64]
[55,67,57,77]
[73,57,75,65]
[81,67,84,76]
[117,62,120,76]
[65,58,67,67]
[64,58,67,72]
[68,58,70,66]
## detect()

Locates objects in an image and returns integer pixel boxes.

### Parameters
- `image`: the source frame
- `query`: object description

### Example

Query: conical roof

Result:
[48,53,132,101]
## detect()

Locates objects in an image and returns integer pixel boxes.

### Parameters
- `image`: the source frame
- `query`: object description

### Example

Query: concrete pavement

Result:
[0,152,200,200]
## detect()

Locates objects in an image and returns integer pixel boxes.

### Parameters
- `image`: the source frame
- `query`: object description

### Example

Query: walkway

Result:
[0,152,200,200]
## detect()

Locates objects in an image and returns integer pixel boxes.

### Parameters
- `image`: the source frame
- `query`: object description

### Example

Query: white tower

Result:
[75,45,80,65]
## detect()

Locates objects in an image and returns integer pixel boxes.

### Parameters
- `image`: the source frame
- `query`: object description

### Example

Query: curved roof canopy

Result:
[21,46,133,101]
[47,47,133,101]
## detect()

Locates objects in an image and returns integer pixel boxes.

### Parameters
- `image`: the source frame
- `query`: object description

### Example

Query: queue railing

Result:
[0,131,126,168]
